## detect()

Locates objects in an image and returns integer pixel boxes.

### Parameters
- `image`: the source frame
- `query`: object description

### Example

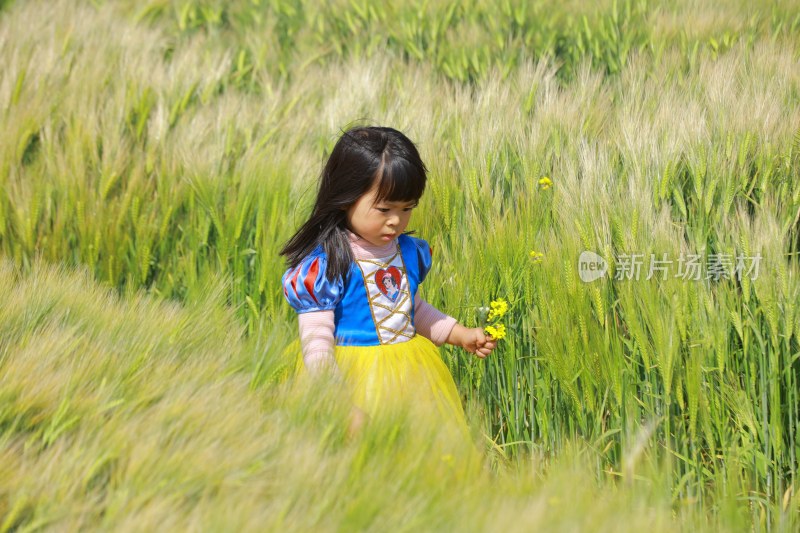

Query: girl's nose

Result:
[387,214,400,226]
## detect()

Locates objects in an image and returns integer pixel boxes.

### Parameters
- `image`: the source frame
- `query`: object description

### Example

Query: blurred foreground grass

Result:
[0,259,716,531]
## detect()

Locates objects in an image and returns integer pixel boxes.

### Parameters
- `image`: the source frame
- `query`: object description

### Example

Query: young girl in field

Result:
[280,126,496,439]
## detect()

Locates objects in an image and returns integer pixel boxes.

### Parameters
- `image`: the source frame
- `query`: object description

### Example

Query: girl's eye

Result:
[376,205,416,213]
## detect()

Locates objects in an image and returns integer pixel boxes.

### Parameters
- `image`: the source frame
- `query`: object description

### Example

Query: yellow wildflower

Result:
[487,298,508,321]
[538,176,552,190]
[529,250,544,263]
[485,323,507,340]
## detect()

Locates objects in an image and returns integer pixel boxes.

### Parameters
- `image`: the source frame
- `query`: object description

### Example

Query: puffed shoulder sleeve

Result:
[410,237,434,284]
[281,253,344,313]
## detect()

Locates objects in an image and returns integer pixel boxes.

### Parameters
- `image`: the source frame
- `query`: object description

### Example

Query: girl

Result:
[280,126,496,439]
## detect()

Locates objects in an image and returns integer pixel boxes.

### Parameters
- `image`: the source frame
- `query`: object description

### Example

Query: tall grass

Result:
[0,257,724,531]
[2,0,800,528]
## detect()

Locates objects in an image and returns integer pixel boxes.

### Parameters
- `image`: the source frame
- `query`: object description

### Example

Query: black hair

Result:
[280,126,428,282]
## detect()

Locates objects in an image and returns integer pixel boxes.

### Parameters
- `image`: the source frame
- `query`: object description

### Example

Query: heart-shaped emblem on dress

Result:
[375,266,402,302]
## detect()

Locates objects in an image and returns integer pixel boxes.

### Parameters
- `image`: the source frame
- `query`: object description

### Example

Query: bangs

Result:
[372,150,427,204]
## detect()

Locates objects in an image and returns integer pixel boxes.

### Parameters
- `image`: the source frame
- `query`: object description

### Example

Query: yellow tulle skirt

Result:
[285,334,474,446]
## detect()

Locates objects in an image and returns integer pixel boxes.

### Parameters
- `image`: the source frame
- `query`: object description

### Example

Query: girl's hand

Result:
[347,405,368,438]
[447,324,497,358]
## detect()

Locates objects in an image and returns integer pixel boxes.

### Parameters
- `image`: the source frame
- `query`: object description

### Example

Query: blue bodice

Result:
[282,234,433,346]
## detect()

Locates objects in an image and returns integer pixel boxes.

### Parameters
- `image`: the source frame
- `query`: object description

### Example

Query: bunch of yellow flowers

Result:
[538,176,553,190]
[484,298,508,340]
[485,323,507,340]
[487,298,509,321]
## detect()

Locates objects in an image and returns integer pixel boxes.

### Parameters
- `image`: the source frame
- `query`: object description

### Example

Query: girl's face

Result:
[345,184,417,247]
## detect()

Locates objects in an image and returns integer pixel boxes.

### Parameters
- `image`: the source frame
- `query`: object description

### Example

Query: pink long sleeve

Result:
[297,297,456,364]
[297,310,338,375]
[414,294,457,346]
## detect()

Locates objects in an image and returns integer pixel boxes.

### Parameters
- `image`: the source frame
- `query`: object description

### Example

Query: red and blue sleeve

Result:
[412,238,433,284]
[281,253,343,313]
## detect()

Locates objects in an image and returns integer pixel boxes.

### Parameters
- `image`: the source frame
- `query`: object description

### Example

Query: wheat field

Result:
[2,0,800,530]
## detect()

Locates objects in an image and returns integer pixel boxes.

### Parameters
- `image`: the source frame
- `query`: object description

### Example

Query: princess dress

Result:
[281,231,474,447]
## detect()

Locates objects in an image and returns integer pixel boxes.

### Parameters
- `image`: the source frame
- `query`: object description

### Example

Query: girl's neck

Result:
[345,229,396,259]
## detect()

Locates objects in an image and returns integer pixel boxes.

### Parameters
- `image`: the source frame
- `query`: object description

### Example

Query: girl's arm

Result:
[298,311,365,435]
[413,294,497,358]
[297,310,342,377]
[413,294,457,346]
